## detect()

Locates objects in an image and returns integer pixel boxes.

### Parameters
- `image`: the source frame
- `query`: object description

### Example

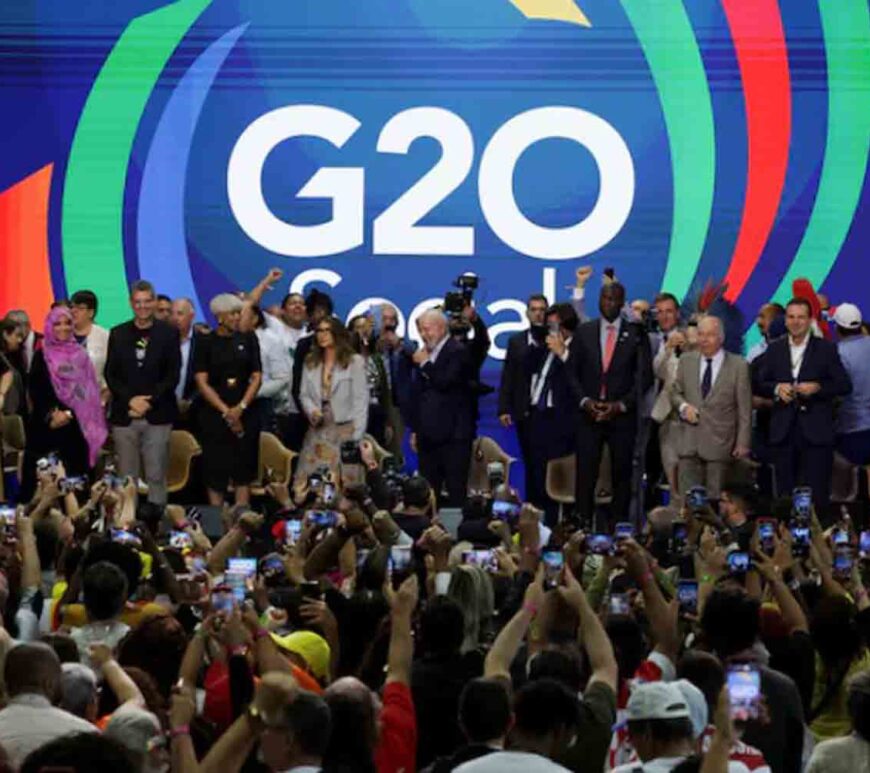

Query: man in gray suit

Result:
[670,315,752,498]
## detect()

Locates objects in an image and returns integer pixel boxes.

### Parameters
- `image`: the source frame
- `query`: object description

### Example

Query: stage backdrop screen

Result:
[1,0,868,480]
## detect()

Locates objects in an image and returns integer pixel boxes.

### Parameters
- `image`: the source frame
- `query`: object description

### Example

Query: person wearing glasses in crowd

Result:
[69,290,110,399]
[193,294,262,507]
[294,316,369,499]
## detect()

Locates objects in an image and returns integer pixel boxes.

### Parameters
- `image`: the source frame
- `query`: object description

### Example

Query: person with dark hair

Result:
[701,587,805,773]
[350,313,393,446]
[498,293,550,498]
[240,298,292,436]
[154,293,172,322]
[391,474,434,540]
[568,282,653,528]
[808,595,870,741]
[456,678,580,772]
[4,309,42,381]
[413,596,481,768]
[20,732,134,773]
[719,480,758,551]
[118,615,189,699]
[427,678,512,773]
[294,315,368,497]
[69,288,109,388]
[259,690,332,771]
[522,302,580,525]
[807,669,870,772]
[194,293,262,507]
[0,643,97,768]
[0,315,25,417]
[69,561,130,664]
[105,279,181,507]
[755,297,851,515]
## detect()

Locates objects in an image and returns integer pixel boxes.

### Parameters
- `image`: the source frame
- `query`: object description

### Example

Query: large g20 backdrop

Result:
[2,0,869,361]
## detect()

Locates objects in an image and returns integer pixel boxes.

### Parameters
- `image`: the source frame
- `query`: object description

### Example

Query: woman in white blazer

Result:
[293,316,369,498]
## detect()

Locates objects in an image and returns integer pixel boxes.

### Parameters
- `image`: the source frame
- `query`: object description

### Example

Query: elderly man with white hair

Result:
[192,293,262,507]
[669,315,752,499]
[408,309,475,506]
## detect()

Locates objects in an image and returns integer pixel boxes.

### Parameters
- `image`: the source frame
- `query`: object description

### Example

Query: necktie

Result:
[602,325,617,372]
[701,357,713,399]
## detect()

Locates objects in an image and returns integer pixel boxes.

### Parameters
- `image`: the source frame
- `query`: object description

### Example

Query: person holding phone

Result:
[295,316,369,499]
[193,294,262,507]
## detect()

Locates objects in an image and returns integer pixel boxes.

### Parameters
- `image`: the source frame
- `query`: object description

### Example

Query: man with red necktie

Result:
[568,283,652,529]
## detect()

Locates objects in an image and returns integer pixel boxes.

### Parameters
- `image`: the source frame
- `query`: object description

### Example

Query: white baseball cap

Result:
[626,680,708,737]
[833,303,863,330]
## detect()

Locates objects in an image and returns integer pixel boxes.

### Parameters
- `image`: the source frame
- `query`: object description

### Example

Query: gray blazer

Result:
[670,350,752,461]
[300,353,369,440]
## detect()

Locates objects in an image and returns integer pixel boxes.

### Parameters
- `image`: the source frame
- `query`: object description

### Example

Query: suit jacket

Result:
[105,320,181,426]
[651,339,681,423]
[291,334,314,413]
[498,331,534,421]
[409,337,474,444]
[299,354,369,440]
[567,317,653,425]
[755,335,851,446]
[670,350,752,461]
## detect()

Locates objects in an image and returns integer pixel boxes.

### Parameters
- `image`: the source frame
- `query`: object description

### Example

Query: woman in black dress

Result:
[193,294,262,506]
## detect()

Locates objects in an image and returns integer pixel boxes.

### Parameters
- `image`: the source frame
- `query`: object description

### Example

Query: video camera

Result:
[444,272,479,321]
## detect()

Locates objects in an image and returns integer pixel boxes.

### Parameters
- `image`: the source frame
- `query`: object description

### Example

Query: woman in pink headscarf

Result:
[26,306,108,480]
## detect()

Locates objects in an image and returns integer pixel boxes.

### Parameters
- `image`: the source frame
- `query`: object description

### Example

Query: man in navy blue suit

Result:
[408,309,474,507]
[755,297,851,516]
[568,283,653,528]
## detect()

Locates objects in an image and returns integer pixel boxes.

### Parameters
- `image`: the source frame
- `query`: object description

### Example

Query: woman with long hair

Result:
[193,294,262,506]
[0,317,24,416]
[294,316,368,498]
[348,314,392,447]
[26,306,108,479]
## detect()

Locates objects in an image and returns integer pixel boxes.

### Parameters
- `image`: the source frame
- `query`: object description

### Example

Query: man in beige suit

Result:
[670,315,752,498]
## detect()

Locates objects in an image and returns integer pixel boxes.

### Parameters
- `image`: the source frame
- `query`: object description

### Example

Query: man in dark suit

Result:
[755,297,851,516]
[409,309,474,507]
[105,280,181,507]
[497,294,549,502]
[568,283,652,528]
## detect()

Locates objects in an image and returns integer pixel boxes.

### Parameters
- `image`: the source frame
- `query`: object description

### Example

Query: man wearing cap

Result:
[613,680,750,773]
[833,303,870,466]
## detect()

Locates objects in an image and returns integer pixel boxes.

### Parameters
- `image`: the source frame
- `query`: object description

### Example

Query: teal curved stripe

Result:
[62,0,212,327]
[746,0,870,349]
[619,0,716,302]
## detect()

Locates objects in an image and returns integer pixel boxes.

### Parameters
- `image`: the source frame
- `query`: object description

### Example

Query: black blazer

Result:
[291,334,314,413]
[567,318,653,424]
[105,320,181,426]
[755,335,851,446]
[498,331,533,421]
[409,337,474,444]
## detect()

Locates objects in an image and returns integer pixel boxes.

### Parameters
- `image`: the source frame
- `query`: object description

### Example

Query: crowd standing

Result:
[0,265,867,773]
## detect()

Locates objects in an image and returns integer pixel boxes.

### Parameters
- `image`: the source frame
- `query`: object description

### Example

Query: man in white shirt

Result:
[70,290,110,389]
[171,297,197,424]
[670,316,752,498]
[0,642,97,769]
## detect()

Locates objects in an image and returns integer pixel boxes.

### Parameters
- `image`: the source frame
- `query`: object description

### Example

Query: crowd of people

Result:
[0,265,867,772]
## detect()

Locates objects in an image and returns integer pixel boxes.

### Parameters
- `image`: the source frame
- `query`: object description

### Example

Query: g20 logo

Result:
[227,105,635,260]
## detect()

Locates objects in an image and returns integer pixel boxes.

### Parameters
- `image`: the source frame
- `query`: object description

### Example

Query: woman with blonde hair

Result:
[294,316,368,497]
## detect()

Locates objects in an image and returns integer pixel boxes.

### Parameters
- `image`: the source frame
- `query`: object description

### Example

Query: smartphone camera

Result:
[586,534,614,556]
[491,500,520,525]
[727,550,750,576]
[833,549,853,580]
[542,550,564,590]
[608,593,631,616]
[388,545,413,589]
[306,510,337,529]
[832,528,850,548]
[487,461,506,489]
[614,522,634,544]
[340,440,362,465]
[791,525,811,558]
[671,521,689,555]
[462,549,497,573]
[211,586,235,615]
[169,530,193,550]
[859,530,870,559]
[792,486,812,521]
[757,519,776,556]
[677,580,699,616]
[727,664,761,721]
[285,519,302,544]
[110,528,141,547]
[686,485,708,511]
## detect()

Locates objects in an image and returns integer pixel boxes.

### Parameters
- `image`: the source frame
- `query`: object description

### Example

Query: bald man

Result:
[408,310,474,506]
[670,315,752,498]
[171,298,198,425]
